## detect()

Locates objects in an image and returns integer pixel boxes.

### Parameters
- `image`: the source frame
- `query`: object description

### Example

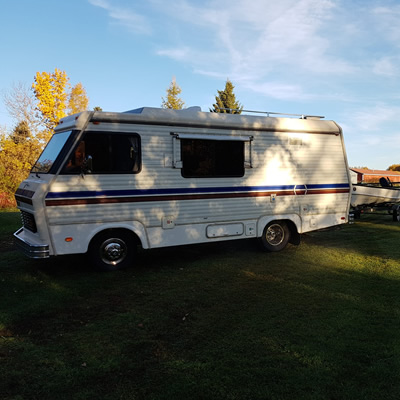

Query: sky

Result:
[1,0,400,169]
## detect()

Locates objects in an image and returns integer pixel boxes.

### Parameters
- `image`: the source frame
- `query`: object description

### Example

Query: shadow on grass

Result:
[2,232,400,399]
[2,212,400,399]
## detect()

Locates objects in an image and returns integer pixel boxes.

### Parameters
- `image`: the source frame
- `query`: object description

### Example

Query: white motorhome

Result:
[14,107,351,270]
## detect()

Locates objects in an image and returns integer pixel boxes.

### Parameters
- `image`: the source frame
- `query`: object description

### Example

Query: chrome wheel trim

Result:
[265,224,285,246]
[100,238,127,265]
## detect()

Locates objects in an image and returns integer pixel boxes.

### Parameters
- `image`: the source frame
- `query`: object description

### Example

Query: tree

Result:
[161,77,185,110]
[32,68,69,131]
[1,70,90,207]
[3,82,41,134]
[10,120,30,144]
[93,106,103,111]
[68,82,89,115]
[210,79,243,114]
[388,164,400,171]
[0,129,42,205]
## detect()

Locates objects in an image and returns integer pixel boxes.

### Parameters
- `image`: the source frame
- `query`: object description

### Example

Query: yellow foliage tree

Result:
[68,82,89,115]
[0,128,42,206]
[1,70,90,207]
[32,68,69,131]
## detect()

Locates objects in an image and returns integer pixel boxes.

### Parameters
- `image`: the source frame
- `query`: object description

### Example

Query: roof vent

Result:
[123,106,202,114]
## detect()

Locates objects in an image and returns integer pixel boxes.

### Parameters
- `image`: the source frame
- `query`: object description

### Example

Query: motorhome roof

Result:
[56,107,341,135]
[124,106,324,120]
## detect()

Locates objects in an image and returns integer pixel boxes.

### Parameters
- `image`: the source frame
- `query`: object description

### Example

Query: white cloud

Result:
[241,81,312,101]
[156,47,191,62]
[372,57,399,77]
[150,0,359,102]
[350,105,400,132]
[372,6,400,44]
[88,0,151,35]
[88,0,400,104]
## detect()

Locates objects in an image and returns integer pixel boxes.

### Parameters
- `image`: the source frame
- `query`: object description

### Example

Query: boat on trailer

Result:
[351,177,400,207]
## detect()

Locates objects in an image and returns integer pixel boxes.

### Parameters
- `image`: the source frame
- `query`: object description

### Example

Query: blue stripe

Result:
[45,183,350,199]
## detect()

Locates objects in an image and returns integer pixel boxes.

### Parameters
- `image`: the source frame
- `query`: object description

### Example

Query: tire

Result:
[89,230,135,271]
[260,221,290,252]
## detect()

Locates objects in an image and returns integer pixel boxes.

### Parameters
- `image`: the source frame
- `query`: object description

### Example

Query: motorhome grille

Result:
[20,210,37,233]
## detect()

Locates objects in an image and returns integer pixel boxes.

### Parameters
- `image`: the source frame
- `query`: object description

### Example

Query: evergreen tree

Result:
[161,77,185,109]
[210,79,243,114]
[11,120,30,144]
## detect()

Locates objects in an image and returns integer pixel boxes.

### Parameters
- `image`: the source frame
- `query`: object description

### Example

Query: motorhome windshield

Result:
[31,131,72,173]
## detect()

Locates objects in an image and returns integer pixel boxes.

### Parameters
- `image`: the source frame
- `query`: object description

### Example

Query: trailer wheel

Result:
[260,221,290,252]
[393,208,400,222]
[89,230,135,271]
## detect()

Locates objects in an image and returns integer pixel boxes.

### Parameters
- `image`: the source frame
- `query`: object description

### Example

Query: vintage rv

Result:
[14,107,351,270]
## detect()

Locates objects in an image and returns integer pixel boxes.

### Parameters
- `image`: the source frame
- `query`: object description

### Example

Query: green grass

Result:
[1,212,400,399]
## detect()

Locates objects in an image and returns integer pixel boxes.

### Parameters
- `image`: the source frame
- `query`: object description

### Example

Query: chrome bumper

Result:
[13,228,50,259]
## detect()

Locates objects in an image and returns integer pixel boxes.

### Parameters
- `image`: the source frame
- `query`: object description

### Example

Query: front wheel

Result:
[260,221,290,252]
[89,230,135,271]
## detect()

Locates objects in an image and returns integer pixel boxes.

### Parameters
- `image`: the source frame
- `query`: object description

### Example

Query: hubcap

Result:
[266,224,285,246]
[101,238,127,265]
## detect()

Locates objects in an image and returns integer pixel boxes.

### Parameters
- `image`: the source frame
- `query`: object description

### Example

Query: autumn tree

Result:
[387,164,400,172]
[0,124,42,205]
[161,77,185,110]
[0,70,90,207]
[68,82,89,115]
[32,68,69,131]
[210,79,243,114]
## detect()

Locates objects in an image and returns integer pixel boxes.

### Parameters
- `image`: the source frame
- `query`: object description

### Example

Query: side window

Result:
[181,139,244,178]
[61,132,141,174]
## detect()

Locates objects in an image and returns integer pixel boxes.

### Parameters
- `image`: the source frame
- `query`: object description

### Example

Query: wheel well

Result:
[285,220,300,245]
[89,228,141,250]
[263,219,300,245]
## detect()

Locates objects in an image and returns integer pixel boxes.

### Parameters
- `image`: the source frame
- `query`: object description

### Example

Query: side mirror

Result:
[81,155,93,175]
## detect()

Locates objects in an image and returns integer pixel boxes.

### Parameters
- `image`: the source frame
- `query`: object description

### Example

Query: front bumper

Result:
[13,228,50,259]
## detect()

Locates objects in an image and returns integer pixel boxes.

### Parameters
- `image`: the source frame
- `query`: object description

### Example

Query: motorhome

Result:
[14,107,351,270]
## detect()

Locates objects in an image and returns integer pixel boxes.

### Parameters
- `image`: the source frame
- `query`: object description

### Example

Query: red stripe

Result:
[45,188,349,207]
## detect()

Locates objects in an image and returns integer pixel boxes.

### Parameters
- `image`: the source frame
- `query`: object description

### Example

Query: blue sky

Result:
[1,0,400,169]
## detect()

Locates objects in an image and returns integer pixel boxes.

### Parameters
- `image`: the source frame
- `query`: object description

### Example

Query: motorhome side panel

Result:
[43,120,349,255]
[45,122,280,253]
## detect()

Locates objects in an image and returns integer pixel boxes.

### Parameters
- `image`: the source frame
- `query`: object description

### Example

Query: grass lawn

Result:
[1,211,400,399]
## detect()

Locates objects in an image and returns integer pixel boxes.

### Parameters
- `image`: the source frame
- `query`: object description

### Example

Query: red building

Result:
[350,168,400,184]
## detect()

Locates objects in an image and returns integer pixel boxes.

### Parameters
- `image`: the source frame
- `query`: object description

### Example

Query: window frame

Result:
[60,131,141,175]
[172,133,253,179]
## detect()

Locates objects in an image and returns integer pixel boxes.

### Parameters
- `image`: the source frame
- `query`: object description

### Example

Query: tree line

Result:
[2,69,399,208]
[0,71,242,207]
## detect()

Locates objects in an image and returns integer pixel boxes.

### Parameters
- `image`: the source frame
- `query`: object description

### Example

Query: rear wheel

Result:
[260,221,290,252]
[89,230,135,271]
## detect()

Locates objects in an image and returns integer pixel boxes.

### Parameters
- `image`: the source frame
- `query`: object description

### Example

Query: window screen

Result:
[61,132,141,174]
[181,139,244,178]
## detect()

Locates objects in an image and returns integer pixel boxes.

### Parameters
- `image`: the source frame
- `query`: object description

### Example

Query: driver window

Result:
[61,131,141,174]
[63,141,86,173]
